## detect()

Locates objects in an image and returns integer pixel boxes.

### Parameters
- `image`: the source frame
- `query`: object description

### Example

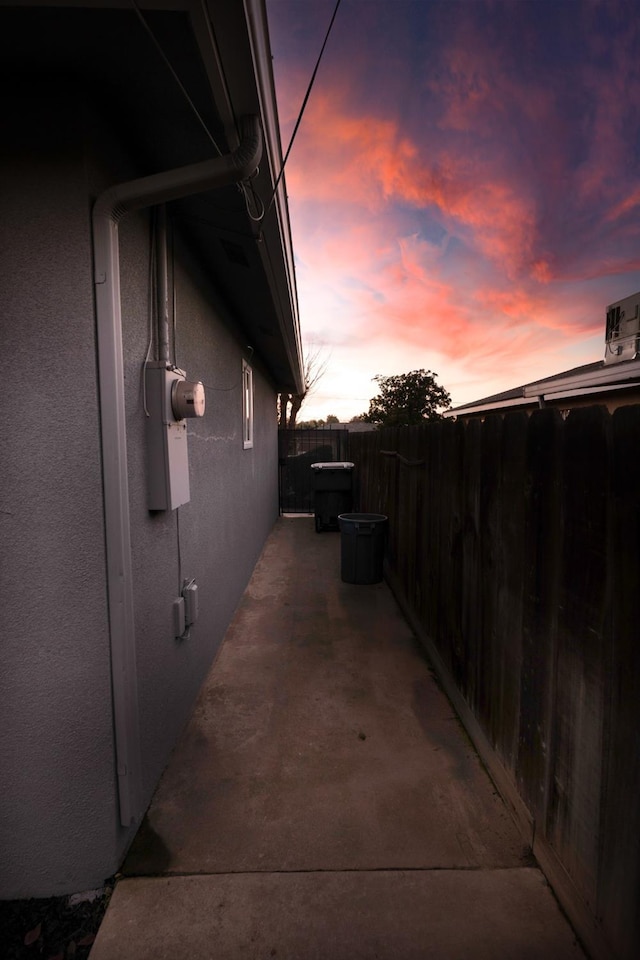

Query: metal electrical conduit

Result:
[92,115,262,827]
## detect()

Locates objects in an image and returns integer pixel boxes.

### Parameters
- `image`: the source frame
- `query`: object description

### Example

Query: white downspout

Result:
[93,116,262,826]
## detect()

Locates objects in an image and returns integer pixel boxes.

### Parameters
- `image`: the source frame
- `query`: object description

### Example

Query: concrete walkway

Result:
[91,517,586,959]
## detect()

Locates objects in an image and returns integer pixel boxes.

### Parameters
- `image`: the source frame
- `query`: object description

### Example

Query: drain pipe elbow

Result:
[95,114,262,223]
[93,115,262,827]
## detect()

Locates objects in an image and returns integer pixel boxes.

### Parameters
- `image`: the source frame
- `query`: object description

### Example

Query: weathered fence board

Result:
[518,409,562,834]
[598,406,640,958]
[551,407,609,906]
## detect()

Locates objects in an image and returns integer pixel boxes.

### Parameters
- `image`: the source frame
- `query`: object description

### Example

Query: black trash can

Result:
[311,462,354,532]
[338,513,387,584]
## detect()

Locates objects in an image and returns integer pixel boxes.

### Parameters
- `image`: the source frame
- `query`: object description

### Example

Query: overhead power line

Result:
[267,0,342,215]
[130,0,223,156]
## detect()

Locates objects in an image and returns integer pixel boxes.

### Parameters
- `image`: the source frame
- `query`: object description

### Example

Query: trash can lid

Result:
[310,461,355,470]
[339,513,387,523]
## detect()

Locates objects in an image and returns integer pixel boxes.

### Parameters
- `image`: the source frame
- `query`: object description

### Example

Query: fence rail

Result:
[349,406,640,960]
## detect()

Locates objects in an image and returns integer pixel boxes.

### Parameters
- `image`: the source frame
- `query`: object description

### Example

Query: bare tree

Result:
[278,346,329,430]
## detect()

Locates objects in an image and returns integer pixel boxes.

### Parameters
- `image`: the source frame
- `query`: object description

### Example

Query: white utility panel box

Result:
[145,363,204,510]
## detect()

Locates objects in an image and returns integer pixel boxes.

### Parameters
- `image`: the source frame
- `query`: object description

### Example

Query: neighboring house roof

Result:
[445,353,640,419]
[0,0,304,394]
[446,290,640,419]
[343,421,377,432]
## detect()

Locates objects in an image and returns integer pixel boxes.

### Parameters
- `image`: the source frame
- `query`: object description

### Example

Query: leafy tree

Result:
[362,369,451,427]
[295,414,340,429]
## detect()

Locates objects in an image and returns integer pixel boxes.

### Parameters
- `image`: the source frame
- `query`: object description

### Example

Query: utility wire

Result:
[266,0,342,216]
[130,2,267,224]
[129,0,223,156]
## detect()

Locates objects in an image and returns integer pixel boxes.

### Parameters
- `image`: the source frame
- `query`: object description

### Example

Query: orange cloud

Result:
[292,195,611,396]
[605,187,640,223]
[285,89,539,279]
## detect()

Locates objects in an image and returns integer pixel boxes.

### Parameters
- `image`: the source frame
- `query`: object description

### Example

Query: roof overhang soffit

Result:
[7,0,303,393]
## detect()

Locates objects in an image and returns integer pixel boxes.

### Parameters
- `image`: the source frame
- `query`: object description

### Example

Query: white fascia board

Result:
[242,0,304,393]
[538,381,640,403]
[443,395,535,418]
[445,378,640,419]
[524,359,640,397]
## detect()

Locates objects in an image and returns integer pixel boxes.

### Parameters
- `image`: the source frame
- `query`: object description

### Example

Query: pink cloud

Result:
[297,220,542,365]
[604,187,640,223]
[285,88,540,279]
[292,200,611,395]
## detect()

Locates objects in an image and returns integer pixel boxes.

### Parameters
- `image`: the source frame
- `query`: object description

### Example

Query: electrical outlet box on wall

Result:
[145,362,191,510]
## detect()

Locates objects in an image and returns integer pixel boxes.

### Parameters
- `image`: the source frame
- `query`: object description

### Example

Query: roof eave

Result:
[443,395,534,418]
[200,0,304,394]
[523,357,640,398]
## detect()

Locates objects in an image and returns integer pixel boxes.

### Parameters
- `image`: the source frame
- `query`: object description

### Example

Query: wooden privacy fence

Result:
[349,406,640,960]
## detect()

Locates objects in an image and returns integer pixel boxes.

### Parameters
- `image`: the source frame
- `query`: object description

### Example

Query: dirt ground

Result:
[0,881,114,960]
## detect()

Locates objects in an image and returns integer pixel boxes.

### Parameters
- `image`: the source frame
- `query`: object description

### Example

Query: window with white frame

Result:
[242,359,254,449]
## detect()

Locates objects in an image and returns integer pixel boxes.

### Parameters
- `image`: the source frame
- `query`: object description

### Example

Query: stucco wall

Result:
[0,85,279,897]
[120,222,279,807]
[0,88,118,897]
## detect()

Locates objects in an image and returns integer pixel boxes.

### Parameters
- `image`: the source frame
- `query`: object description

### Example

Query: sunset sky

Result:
[266,0,640,421]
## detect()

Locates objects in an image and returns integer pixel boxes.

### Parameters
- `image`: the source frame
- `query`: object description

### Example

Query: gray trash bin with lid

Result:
[338,512,387,584]
[311,461,355,532]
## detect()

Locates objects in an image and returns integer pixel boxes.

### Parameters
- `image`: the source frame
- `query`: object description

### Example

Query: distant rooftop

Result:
[446,291,640,419]
[445,355,640,419]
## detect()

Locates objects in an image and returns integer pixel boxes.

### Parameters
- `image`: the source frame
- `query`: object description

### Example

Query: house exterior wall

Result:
[121,223,279,809]
[0,84,278,897]
[0,87,118,900]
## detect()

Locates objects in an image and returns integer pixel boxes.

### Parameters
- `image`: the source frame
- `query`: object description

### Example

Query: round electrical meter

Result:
[171,379,206,419]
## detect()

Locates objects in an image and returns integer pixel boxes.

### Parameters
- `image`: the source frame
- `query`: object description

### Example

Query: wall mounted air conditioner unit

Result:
[604,291,640,364]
